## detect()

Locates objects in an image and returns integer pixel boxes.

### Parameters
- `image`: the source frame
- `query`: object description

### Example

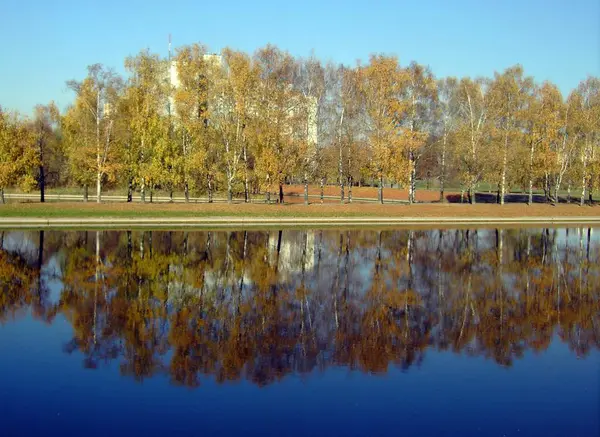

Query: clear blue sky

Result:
[1,0,598,114]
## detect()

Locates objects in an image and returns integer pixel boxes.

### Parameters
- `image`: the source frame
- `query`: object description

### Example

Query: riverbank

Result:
[0,202,599,229]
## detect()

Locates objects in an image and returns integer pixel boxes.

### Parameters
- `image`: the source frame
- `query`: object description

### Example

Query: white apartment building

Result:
[169,54,318,146]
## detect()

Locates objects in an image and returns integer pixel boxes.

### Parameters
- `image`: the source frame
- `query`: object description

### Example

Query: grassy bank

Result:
[1,202,599,219]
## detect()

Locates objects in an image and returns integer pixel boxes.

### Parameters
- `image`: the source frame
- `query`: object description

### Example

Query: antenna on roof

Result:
[168,33,172,62]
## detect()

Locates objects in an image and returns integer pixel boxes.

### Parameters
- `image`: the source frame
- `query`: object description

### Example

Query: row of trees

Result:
[1,228,598,383]
[1,43,599,205]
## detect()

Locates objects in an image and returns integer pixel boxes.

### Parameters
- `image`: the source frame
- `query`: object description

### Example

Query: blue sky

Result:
[1,0,598,114]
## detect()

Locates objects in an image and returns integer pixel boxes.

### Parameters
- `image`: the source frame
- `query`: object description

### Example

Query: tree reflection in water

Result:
[0,228,598,387]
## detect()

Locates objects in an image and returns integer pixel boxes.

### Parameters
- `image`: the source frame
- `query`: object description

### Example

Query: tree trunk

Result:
[347,176,353,203]
[0,188,4,205]
[567,184,571,204]
[266,190,271,204]
[408,150,416,204]
[440,179,445,203]
[554,184,560,206]
[169,189,174,203]
[208,174,213,203]
[96,90,102,204]
[500,131,508,205]
[182,133,188,204]
[338,107,345,204]
[279,183,284,204]
[150,189,153,204]
[469,184,476,204]
[84,184,89,203]
[378,176,384,204]
[303,175,309,205]
[411,161,416,203]
[440,133,447,203]
[580,146,588,206]
[127,178,133,203]
[39,164,45,203]
[320,178,324,203]
[243,144,250,203]
[528,141,535,206]
[227,179,233,203]
[141,179,146,203]
[96,170,102,203]
[580,172,587,206]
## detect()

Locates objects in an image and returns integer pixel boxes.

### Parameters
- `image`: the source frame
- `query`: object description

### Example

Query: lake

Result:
[0,228,598,437]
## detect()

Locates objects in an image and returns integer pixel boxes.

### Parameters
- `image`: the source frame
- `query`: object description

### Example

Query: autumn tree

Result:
[487,66,534,204]
[124,50,169,202]
[253,45,299,203]
[435,77,459,202]
[0,109,37,203]
[31,102,61,203]
[173,43,212,202]
[573,77,600,205]
[546,90,582,204]
[112,83,138,202]
[210,48,259,203]
[523,82,563,205]
[323,63,365,203]
[294,55,325,204]
[454,77,493,203]
[359,55,409,203]
[403,62,437,204]
[64,64,123,202]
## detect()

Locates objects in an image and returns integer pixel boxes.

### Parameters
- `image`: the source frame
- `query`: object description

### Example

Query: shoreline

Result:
[2,216,600,230]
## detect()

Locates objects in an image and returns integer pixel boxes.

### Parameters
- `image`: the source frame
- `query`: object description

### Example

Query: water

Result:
[0,228,598,437]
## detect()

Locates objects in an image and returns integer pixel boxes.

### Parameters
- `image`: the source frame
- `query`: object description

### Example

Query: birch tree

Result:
[435,77,459,202]
[294,55,324,204]
[336,65,364,203]
[253,45,299,204]
[574,77,600,205]
[488,66,533,204]
[403,62,437,204]
[62,90,95,201]
[547,91,578,204]
[211,48,258,203]
[360,55,409,204]
[65,65,123,202]
[124,50,169,202]
[174,44,214,202]
[523,82,562,205]
[454,77,492,204]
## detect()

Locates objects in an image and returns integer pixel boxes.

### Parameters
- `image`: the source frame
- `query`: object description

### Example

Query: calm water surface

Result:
[0,228,598,437]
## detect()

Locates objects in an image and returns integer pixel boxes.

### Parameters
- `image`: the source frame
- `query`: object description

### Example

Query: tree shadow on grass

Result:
[445,192,576,204]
